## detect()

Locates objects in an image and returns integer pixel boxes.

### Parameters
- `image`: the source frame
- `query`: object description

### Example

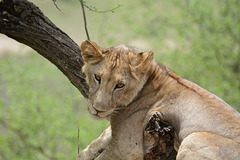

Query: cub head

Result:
[81,40,154,120]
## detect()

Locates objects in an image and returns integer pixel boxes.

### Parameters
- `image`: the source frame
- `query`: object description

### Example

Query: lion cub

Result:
[77,40,240,160]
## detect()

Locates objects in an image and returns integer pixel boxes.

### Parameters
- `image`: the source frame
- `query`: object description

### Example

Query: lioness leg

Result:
[76,127,112,160]
[94,146,122,160]
[177,132,240,160]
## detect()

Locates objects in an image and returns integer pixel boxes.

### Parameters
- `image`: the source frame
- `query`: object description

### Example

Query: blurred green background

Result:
[0,0,239,159]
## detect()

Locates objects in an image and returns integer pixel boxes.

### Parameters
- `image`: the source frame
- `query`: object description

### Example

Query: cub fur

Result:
[77,40,240,160]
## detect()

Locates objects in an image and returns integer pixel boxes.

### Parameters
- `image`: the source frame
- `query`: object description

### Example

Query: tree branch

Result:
[0,0,176,158]
[0,0,89,98]
[52,0,63,13]
[79,0,90,40]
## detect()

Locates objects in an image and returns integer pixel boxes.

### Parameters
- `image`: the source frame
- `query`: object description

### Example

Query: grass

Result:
[0,54,108,159]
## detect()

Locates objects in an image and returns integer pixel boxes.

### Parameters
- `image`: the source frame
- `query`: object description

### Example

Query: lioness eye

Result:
[115,83,125,89]
[94,74,101,83]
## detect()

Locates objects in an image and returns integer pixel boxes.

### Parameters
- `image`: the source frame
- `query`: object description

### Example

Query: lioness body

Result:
[77,40,240,160]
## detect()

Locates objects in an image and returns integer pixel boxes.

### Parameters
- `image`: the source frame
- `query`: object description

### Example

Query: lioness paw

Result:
[76,148,104,160]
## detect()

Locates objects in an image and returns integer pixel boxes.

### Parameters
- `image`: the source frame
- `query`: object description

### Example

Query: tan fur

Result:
[77,40,240,160]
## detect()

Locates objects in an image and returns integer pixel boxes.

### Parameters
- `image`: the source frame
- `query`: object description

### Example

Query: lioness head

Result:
[81,40,154,119]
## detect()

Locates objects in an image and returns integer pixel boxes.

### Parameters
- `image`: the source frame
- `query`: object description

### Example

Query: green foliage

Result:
[166,0,240,108]
[0,55,108,159]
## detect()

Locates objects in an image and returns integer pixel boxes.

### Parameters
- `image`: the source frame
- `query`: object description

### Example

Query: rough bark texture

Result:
[144,112,177,160]
[0,0,89,98]
[0,0,176,159]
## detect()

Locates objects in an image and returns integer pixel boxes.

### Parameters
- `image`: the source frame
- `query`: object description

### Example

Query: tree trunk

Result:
[0,0,176,159]
[0,0,89,98]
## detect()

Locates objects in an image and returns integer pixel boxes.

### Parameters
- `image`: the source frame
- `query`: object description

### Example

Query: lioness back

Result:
[79,40,240,160]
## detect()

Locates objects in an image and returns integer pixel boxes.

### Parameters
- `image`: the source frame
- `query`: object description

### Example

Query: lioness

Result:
[77,40,240,160]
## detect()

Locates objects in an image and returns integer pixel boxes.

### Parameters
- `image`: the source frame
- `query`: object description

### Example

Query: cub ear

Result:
[80,40,104,64]
[130,51,154,73]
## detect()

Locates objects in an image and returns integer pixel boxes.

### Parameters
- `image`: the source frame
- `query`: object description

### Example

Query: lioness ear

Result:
[130,51,154,73]
[80,40,104,64]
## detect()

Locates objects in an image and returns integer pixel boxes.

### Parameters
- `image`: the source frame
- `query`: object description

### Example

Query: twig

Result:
[78,122,80,154]
[80,1,122,14]
[52,0,63,13]
[79,0,91,40]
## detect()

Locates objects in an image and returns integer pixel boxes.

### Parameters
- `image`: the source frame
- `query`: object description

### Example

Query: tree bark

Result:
[0,0,176,159]
[0,0,89,98]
